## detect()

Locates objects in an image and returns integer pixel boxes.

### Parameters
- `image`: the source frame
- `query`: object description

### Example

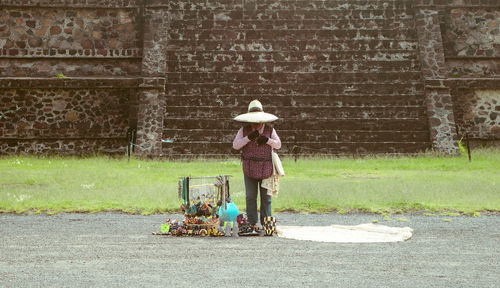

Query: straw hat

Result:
[233,100,278,123]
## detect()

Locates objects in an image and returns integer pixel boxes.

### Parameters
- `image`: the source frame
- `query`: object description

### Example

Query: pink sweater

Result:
[232,125,281,151]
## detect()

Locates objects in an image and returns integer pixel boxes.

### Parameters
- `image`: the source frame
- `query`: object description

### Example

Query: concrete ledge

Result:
[0,0,171,8]
[423,78,500,89]
[445,56,500,60]
[0,49,143,59]
[9,0,497,10]
[0,0,143,8]
[0,137,127,143]
[415,0,500,8]
[0,77,165,89]
[447,78,500,89]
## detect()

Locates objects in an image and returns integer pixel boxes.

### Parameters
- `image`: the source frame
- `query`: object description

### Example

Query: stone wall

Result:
[450,79,500,141]
[0,6,142,77]
[0,78,139,154]
[442,7,500,59]
[454,89,500,139]
[0,0,162,156]
[436,0,500,144]
[441,5,500,80]
[1,0,499,156]
[1,88,130,138]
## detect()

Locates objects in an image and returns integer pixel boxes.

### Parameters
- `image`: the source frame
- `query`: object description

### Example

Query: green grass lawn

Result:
[1,148,499,215]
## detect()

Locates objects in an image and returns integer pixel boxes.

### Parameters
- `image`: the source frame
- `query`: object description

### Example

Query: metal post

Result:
[127,128,132,162]
[293,135,298,163]
[186,177,190,207]
[126,128,137,162]
[466,132,471,162]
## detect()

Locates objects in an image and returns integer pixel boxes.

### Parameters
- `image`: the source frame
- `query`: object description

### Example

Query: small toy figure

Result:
[200,202,211,217]
[223,221,237,237]
[161,224,170,234]
[263,216,276,236]
[199,229,207,237]
[208,227,215,236]
[176,228,185,236]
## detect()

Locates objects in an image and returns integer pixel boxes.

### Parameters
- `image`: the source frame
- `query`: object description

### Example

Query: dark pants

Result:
[244,175,272,226]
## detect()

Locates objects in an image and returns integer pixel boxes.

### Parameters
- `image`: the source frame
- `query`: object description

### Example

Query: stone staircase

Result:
[162,0,430,157]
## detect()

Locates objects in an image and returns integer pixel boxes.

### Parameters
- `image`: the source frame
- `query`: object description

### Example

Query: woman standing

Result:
[233,100,281,231]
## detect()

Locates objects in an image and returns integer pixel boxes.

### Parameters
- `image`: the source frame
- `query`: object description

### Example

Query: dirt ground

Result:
[1,213,499,287]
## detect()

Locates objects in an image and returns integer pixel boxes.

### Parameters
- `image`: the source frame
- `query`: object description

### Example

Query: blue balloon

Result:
[219,202,239,223]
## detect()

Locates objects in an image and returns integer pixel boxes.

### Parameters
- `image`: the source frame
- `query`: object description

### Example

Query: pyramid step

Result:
[164,105,426,119]
[169,29,417,41]
[166,71,421,84]
[167,82,424,96]
[252,0,414,10]
[284,141,430,155]
[161,141,430,156]
[166,0,414,11]
[167,50,420,61]
[162,129,430,143]
[163,118,428,131]
[168,40,418,52]
[168,59,420,73]
[170,19,418,30]
[165,95,425,107]
[213,10,415,21]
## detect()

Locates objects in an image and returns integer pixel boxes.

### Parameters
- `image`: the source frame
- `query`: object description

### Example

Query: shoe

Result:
[253,224,260,232]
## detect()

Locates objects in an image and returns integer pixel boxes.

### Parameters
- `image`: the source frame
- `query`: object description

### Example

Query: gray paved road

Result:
[1,213,499,287]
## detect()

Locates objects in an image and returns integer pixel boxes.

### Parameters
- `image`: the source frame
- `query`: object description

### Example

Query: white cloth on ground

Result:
[277,223,413,243]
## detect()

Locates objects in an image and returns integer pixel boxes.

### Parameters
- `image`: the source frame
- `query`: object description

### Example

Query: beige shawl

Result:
[262,152,285,197]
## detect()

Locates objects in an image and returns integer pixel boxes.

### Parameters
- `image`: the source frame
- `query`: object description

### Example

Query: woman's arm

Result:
[267,128,281,150]
[232,127,250,150]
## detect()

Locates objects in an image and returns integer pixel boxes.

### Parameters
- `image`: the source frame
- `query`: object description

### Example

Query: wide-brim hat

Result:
[233,100,278,123]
